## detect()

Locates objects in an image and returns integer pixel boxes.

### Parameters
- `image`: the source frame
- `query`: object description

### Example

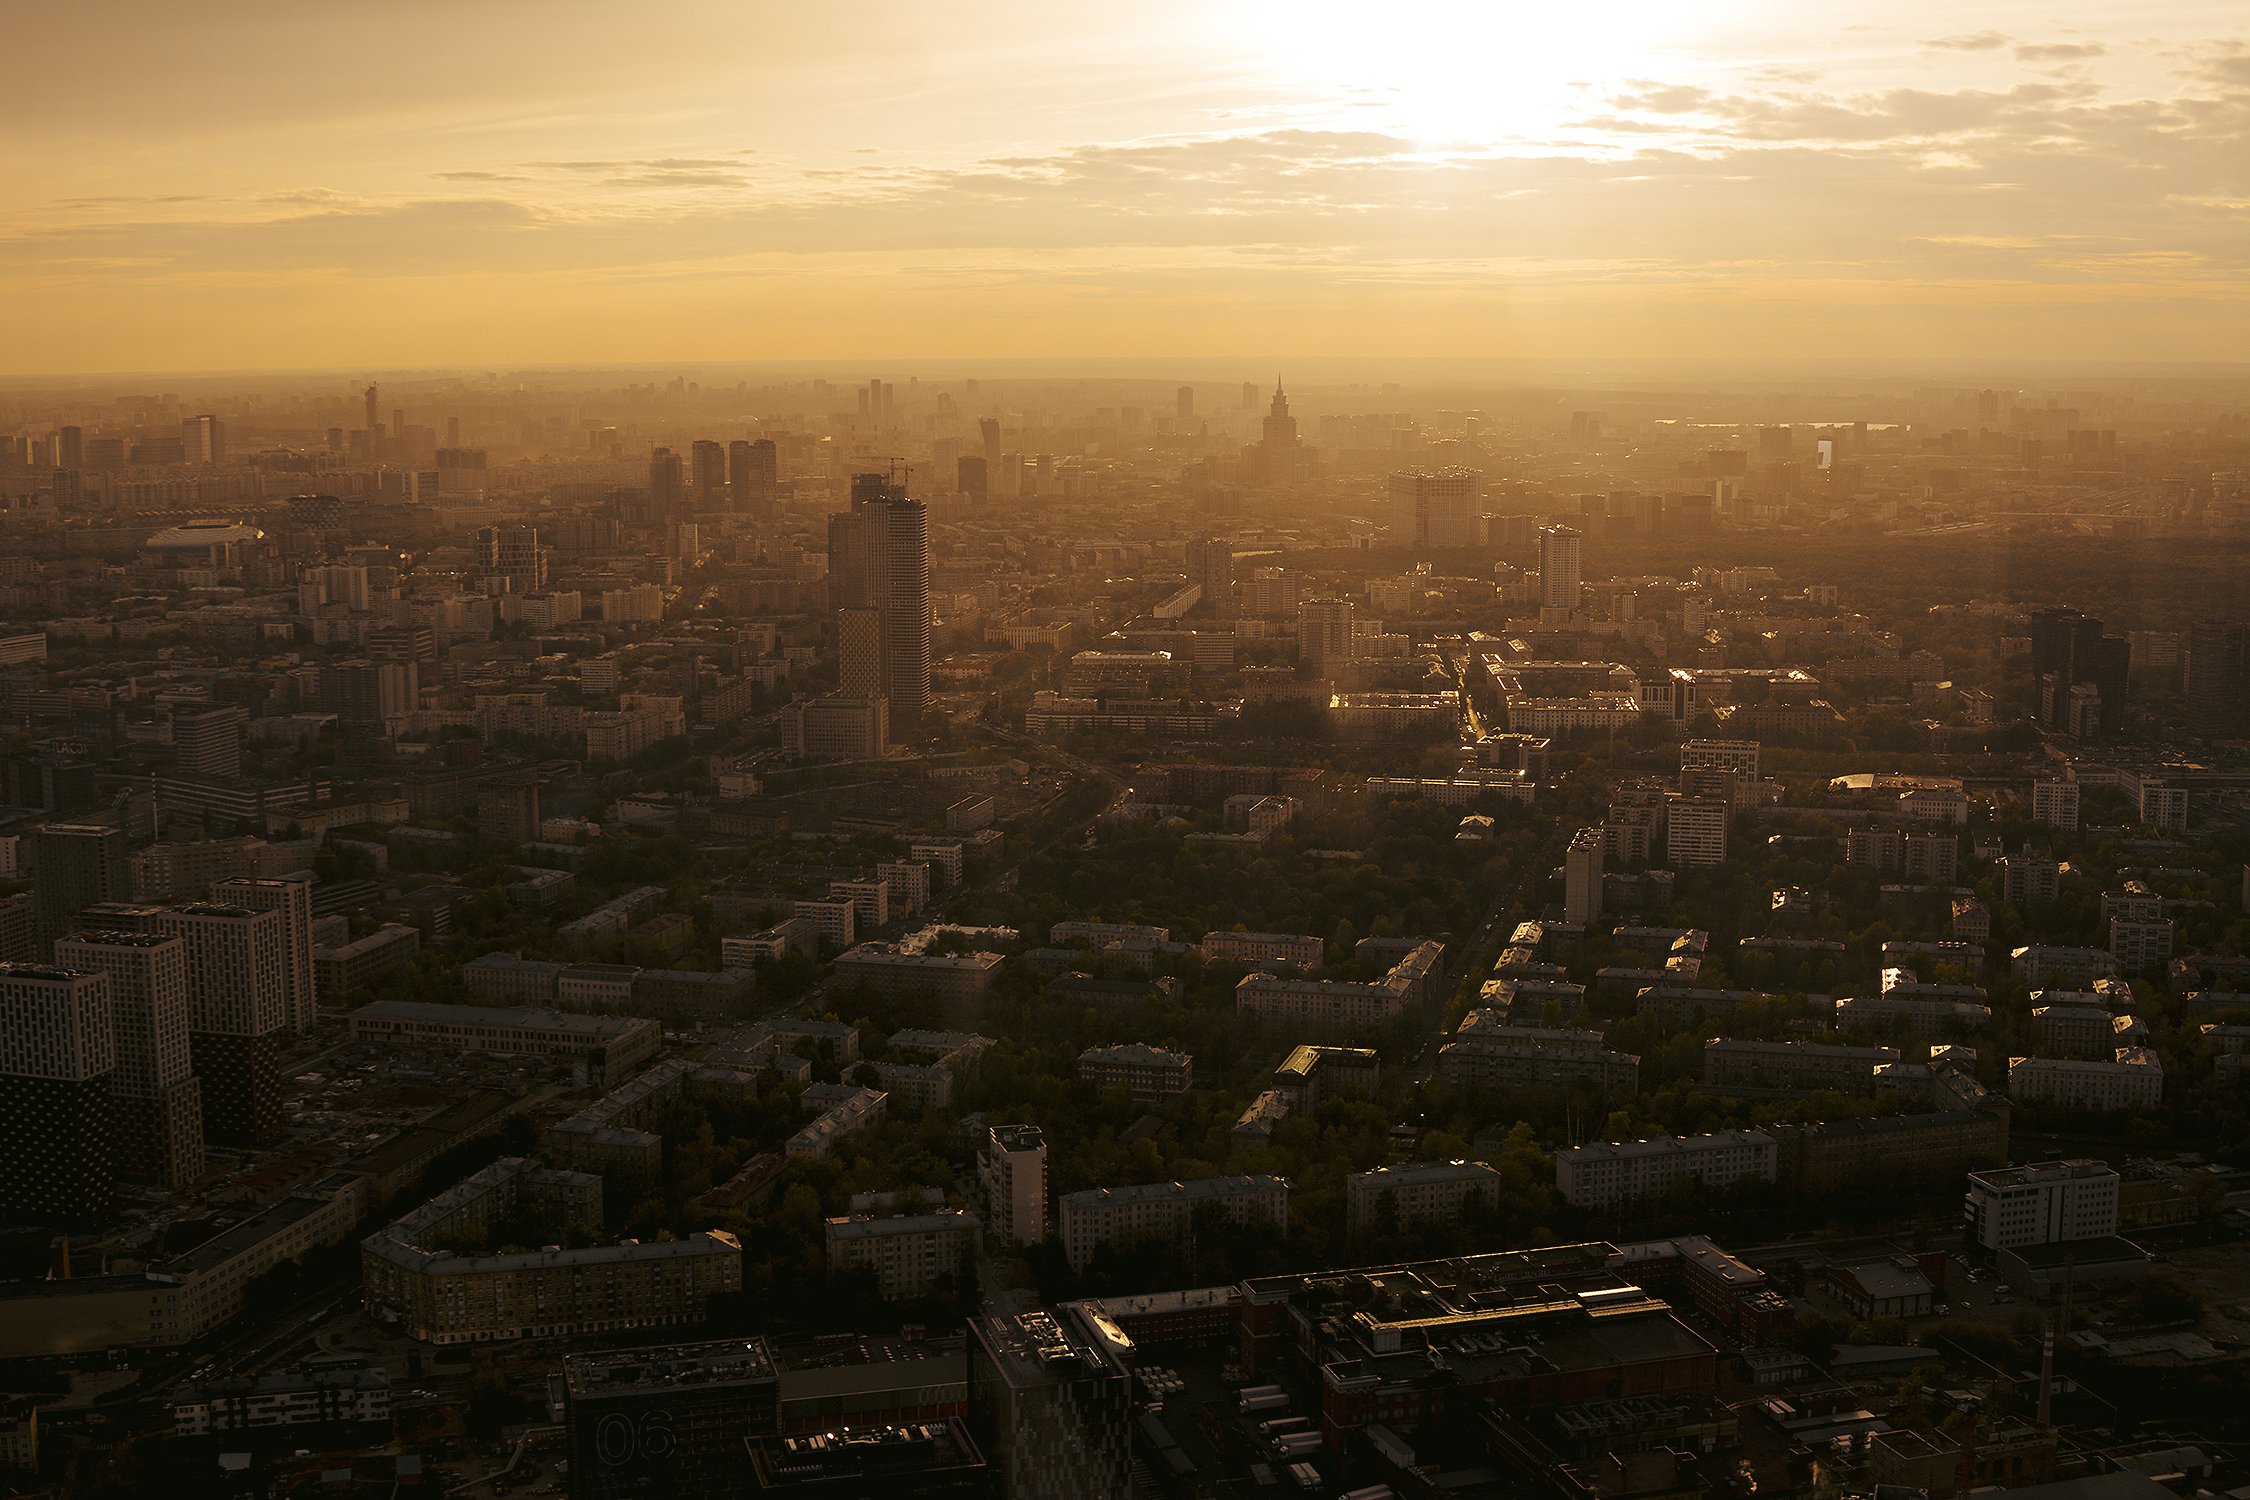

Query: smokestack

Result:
[2037,1327,2054,1424]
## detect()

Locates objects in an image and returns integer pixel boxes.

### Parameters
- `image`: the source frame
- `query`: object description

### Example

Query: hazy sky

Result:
[6,0,2245,373]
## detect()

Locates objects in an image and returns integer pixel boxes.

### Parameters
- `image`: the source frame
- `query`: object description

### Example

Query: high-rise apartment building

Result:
[2031,779,2080,831]
[171,704,246,780]
[152,903,290,1145]
[728,438,778,515]
[828,476,931,721]
[2000,853,2062,907]
[55,931,201,1187]
[0,895,34,963]
[0,962,117,1223]
[837,607,884,699]
[1538,525,1584,612]
[786,695,889,761]
[2183,620,2246,738]
[689,439,727,509]
[2139,780,2187,834]
[979,1124,1047,1247]
[1680,739,1761,783]
[476,779,544,851]
[1240,566,1300,618]
[33,822,129,948]
[2028,607,2129,734]
[955,454,988,499]
[1665,797,1728,868]
[475,525,547,594]
[319,658,418,733]
[1388,468,1483,549]
[212,876,317,1036]
[1564,827,1606,924]
[1297,598,1359,669]
[1185,536,1234,617]
[181,414,225,464]
[648,447,685,515]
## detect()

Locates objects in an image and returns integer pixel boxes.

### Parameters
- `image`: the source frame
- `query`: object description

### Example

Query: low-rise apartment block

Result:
[1438,1026,1640,1096]
[1202,930,1324,969]
[787,1087,888,1158]
[1050,920,1171,949]
[1788,1107,2010,1193]
[1233,940,1443,1031]
[1057,1175,1289,1272]
[556,961,639,1011]
[347,1000,660,1085]
[2012,945,2119,989]
[2008,1050,2164,1112]
[2110,915,2175,972]
[312,923,419,1000]
[462,952,566,1003]
[832,944,1004,1012]
[1345,1160,1500,1237]
[1702,1039,1898,1095]
[1836,990,1992,1041]
[824,1210,980,1301]
[1076,1042,1194,1100]
[360,1157,741,1344]
[2030,999,2115,1060]
[871,1061,957,1112]
[830,877,892,932]
[1556,1131,1779,1209]
[791,898,858,951]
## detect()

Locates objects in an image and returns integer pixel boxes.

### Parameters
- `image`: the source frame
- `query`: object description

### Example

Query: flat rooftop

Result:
[563,1338,776,1396]
[351,999,648,1036]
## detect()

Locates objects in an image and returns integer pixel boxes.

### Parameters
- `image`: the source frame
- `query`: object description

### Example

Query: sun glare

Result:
[1234,0,1713,146]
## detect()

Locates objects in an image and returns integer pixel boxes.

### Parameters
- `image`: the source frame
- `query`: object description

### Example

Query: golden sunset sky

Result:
[7,0,2246,372]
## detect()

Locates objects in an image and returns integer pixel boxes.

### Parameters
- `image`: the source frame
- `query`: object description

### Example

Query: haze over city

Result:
[1,4,2249,1500]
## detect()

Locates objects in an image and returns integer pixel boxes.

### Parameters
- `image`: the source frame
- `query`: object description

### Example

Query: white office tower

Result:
[1964,1160,2119,1250]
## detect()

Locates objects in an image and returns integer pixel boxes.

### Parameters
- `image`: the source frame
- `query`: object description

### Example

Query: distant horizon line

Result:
[6,355,2249,388]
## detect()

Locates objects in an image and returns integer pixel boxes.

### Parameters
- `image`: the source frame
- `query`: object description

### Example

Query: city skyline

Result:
[1,5,2247,1498]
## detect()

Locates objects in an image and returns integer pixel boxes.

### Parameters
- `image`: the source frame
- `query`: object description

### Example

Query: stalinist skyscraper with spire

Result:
[1252,375,1308,484]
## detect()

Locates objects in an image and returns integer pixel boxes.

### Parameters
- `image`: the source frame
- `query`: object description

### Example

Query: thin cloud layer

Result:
[4,4,2245,369]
